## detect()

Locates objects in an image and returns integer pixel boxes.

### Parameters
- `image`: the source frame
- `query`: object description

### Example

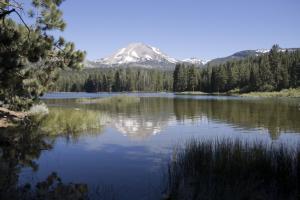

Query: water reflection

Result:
[0,127,54,199]
[45,97,300,140]
[171,98,300,139]
[1,94,300,200]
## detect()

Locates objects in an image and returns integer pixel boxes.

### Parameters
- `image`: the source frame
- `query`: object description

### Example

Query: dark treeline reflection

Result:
[0,127,116,200]
[0,127,88,200]
[45,97,300,139]
[0,128,53,199]
[172,98,300,139]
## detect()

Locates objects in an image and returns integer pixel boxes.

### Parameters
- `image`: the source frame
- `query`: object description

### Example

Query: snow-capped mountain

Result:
[91,43,208,69]
[88,43,299,69]
[95,43,178,69]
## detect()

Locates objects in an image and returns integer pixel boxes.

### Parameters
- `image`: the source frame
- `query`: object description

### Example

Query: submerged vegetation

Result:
[165,139,300,200]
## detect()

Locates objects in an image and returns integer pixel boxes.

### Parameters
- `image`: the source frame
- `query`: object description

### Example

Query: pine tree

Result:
[187,65,197,91]
[290,61,300,87]
[178,64,188,91]
[269,44,281,90]
[84,76,97,93]
[210,67,218,92]
[249,67,257,91]
[173,64,180,92]
[0,0,85,110]
[114,70,121,92]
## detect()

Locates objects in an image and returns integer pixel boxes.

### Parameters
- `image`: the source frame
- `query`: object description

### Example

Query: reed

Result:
[165,139,300,200]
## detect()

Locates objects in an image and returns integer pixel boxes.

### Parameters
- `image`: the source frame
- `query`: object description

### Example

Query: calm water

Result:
[1,93,300,199]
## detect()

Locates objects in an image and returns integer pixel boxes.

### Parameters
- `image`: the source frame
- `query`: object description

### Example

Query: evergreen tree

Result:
[290,61,300,87]
[70,83,80,92]
[0,0,85,110]
[257,56,273,91]
[173,64,181,92]
[187,65,197,91]
[269,44,281,90]
[210,67,218,92]
[249,67,258,91]
[84,76,97,93]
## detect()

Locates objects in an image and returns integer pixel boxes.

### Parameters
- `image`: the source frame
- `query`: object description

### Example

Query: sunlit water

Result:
[2,93,300,199]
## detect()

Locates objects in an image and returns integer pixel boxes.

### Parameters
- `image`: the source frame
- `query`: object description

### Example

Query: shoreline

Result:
[0,107,27,128]
[238,88,300,98]
[175,88,300,98]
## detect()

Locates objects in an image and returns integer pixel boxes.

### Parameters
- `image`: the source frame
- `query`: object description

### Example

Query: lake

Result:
[1,92,300,199]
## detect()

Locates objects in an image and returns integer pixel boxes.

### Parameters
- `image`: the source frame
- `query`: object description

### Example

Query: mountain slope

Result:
[207,48,299,66]
[95,43,178,69]
[207,50,266,66]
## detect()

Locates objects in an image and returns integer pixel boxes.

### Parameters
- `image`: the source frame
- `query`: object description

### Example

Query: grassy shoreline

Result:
[239,88,300,98]
[175,88,300,98]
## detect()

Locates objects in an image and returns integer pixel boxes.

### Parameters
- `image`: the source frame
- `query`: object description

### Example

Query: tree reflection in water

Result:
[0,127,90,199]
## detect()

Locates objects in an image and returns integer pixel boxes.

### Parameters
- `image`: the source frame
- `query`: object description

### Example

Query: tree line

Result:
[53,68,173,92]
[54,45,300,93]
[173,45,300,93]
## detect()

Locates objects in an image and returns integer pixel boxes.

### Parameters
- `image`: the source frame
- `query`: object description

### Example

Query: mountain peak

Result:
[96,43,177,66]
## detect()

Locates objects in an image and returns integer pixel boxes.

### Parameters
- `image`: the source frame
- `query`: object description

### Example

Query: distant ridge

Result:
[207,48,300,66]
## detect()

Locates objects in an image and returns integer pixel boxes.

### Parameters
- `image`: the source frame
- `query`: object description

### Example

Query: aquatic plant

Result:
[165,139,300,200]
[39,107,105,138]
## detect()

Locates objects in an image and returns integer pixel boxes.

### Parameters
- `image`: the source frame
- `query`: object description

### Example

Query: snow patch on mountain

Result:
[256,49,270,54]
[182,57,210,65]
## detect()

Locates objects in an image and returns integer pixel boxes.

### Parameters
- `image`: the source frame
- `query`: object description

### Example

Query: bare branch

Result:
[0,8,15,18]
[13,9,30,34]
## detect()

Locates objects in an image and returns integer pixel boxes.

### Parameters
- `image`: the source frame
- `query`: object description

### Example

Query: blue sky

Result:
[25,0,300,60]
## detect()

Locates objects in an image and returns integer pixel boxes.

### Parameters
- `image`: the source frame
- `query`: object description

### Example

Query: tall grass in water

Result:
[39,108,105,137]
[165,139,300,200]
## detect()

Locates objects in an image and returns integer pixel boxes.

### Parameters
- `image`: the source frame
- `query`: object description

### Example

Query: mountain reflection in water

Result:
[44,96,300,140]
